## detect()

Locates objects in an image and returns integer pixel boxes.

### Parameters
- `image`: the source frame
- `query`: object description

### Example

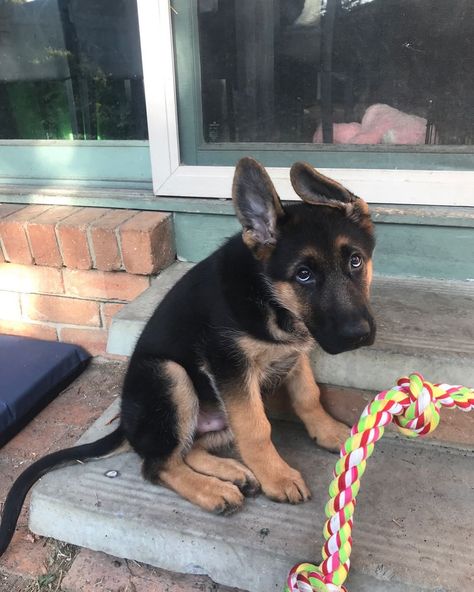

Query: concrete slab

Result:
[107,263,474,391]
[30,402,474,592]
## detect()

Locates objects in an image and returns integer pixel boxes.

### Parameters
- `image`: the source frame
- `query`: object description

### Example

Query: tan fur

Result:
[334,234,350,250]
[158,455,244,514]
[272,281,303,318]
[285,354,349,451]
[242,229,275,260]
[185,445,259,492]
[349,199,374,233]
[196,428,234,451]
[223,376,311,503]
[356,197,370,216]
[141,361,231,513]
[298,246,323,263]
[366,259,373,292]
[163,361,199,453]
[237,334,311,388]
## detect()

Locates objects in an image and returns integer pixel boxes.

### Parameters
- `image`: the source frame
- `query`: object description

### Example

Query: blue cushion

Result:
[0,335,90,447]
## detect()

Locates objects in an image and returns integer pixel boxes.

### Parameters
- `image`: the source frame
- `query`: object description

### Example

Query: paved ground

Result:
[0,359,238,592]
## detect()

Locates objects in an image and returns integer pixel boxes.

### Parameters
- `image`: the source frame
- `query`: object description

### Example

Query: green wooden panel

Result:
[174,212,240,262]
[0,142,152,186]
[374,224,474,280]
[175,212,474,281]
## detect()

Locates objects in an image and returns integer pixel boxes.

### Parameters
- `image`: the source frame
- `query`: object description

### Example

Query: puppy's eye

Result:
[350,254,363,269]
[295,266,314,284]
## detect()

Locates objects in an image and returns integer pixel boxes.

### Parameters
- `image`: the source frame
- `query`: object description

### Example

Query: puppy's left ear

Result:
[290,161,372,229]
[232,157,285,260]
[290,161,357,208]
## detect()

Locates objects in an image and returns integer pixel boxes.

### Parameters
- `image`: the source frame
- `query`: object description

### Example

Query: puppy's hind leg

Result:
[185,435,260,497]
[132,360,244,515]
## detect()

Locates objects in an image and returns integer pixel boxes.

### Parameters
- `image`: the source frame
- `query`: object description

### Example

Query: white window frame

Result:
[137,0,474,206]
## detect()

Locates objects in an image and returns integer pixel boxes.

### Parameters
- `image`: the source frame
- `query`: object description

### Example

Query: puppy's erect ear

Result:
[232,157,285,260]
[290,161,357,208]
[290,161,373,229]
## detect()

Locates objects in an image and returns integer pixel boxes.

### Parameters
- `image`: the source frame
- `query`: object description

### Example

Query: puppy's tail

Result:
[0,425,124,557]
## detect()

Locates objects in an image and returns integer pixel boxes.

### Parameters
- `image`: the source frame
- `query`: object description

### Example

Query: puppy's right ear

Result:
[232,157,285,260]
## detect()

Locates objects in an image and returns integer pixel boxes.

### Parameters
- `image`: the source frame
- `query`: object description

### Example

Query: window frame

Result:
[139,0,474,206]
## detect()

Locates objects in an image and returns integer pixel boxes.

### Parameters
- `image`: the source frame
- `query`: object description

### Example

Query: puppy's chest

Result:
[238,335,310,389]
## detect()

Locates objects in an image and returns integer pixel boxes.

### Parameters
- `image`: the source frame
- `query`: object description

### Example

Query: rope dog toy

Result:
[285,373,474,592]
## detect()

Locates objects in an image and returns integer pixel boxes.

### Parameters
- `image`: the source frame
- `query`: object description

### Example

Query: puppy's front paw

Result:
[260,467,311,504]
[311,418,350,453]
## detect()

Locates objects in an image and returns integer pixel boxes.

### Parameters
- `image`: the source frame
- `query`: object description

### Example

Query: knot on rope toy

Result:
[285,373,474,592]
[393,373,440,437]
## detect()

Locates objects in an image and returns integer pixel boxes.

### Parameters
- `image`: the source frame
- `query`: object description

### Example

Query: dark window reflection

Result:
[0,0,147,140]
[198,0,474,146]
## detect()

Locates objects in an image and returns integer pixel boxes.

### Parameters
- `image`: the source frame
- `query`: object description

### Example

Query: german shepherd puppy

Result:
[0,159,375,554]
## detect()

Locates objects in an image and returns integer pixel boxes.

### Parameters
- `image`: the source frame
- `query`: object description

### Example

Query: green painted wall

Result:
[0,142,152,187]
[174,212,474,281]
[374,224,474,280]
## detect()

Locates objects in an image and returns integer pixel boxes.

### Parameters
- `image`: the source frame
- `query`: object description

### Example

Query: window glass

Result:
[197,0,473,147]
[0,0,147,140]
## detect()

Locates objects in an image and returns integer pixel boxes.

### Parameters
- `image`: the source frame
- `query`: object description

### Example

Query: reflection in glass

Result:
[0,0,147,140]
[198,0,474,146]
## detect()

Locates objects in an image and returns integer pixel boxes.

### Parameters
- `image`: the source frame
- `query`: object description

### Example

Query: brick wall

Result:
[0,204,175,355]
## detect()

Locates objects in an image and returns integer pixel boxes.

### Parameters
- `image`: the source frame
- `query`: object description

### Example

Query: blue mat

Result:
[0,335,90,447]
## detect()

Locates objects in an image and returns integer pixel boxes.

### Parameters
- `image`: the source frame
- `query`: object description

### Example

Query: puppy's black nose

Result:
[339,319,371,344]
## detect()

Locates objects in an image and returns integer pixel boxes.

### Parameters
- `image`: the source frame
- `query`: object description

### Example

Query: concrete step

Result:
[30,401,474,592]
[107,262,474,392]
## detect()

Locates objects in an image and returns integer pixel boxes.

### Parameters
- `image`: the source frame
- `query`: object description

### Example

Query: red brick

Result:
[59,327,108,356]
[0,291,21,320]
[90,209,137,271]
[0,205,26,263]
[0,527,52,578]
[22,294,101,326]
[0,205,50,264]
[120,212,175,275]
[61,549,235,592]
[0,263,64,294]
[57,208,108,270]
[27,206,77,267]
[0,319,57,341]
[0,204,26,219]
[102,302,126,328]
[63,269,149,301]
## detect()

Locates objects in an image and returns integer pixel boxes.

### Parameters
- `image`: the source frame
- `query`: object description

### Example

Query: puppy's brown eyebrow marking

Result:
[334,234,351,250]
[298,246,324,262]
[334,235,369,259]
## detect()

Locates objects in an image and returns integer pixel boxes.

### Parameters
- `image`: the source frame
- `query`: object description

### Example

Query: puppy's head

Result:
[232,157,376,354]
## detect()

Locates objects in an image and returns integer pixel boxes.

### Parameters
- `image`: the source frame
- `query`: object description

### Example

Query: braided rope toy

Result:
[285,373,474,592]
